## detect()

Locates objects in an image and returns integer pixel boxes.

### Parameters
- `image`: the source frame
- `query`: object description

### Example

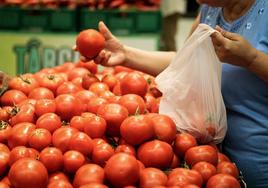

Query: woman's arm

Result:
[123,47,176,76]
[248,50,268,82]
[94,22,176,76]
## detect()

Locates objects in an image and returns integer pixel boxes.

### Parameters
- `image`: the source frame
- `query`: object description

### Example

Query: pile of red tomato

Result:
[0,61,242,188]
[1,0,160,10]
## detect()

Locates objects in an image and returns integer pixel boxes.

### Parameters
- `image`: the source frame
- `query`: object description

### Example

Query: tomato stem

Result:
[0,120,8,130]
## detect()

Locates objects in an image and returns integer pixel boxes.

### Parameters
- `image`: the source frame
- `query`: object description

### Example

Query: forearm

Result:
[123,46,176,76]
[248,50,268,82]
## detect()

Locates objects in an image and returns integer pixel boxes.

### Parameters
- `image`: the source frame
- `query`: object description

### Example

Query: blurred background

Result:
[0,0,199,76]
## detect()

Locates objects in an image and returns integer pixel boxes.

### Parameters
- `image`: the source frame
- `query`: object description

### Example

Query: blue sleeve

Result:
[199,5,209,23]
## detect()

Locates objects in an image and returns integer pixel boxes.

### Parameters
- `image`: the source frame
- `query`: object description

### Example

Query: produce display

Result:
[0,0,160,10]
[0,29,244,188]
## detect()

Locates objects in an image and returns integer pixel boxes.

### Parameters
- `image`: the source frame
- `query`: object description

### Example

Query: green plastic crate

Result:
[0,7,20,29]
[107,10,136,35]
[136,11,161,33]
[80,9,107,30]
[50,8,77,31]
[21,8,50,30]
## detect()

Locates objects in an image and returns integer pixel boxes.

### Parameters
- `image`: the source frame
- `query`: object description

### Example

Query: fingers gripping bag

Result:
[155,24,227,144]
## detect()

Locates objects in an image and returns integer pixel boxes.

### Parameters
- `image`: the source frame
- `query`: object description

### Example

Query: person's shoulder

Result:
[200,5,221,23]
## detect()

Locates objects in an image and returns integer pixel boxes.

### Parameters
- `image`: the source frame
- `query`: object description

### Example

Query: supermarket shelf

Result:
[0,7,162,34]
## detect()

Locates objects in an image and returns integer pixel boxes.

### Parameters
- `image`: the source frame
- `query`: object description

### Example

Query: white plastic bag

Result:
[155,24,227,144]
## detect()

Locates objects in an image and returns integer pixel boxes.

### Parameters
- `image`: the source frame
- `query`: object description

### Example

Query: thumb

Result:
[99,21,114,40]
[215,25,240,40]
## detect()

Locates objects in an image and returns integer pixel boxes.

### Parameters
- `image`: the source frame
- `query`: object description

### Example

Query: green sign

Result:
[0,31,159,76]
[0,32,80,76]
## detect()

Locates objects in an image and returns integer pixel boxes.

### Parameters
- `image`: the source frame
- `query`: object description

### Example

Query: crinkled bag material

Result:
[155,24,227,144]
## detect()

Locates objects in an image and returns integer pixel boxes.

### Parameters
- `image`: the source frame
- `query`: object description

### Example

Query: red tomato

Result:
[216,161,239,179]
[9,103,36,126]
[69,132,93,156]
[8,122,35,149]
[82,73,100,89]
[97,103,128,137]
[120,72,148,97]
[8,75,39,95]
[0,121,11,143]
[139,168,168,188]
[0,149,9,176]
[118,94,146,115]
[8,158,48,188]
[55,94,83,121]
[79,183,108,188]
[87,97,108,114]
[1,176,11,186]
[148,86,162,98]
[70,116,86,131]
[28,87,54,100]
[63,150,86,174]
[56,82,80,96]
[98,90,115,101]
[71,77,83,88]
[28,128,52,151]
[115,71,128,81]
[37,73,65,94]
[137,140,174,169]
[76,60,98,74]
[137,159,145,171]
[48,172,69,183]
[89,82,109,95]
[206,174,241,188]
[101,74,118,91]
[39,147,63,173]
[144,95,158,113]
[28,148,40,159]
[52,127,78,153]
[114,65,133,73]
[76,29,105,59]
[104,153,140,187]
[36,113,62,133]
[151,114,177,144]
[120,115,154,145]
[92,138,107,148]
[173,133,197,157]
[68,67,90,81]
[108,95,121,104]
[8,146,31,166]
[74,90,97,111]
[115,144,136,157]
[91,143,114,167]
[0,143,10,153]
[0,107,11,121]
[192,161,217,183]
[47,180,73,188]
[35,99,56,117]
[83,115,107,139]
[0,90,27,106]
[218,152,231,163]
[54,62,75,73]
[73,164,105,188]
[167,168,203,187]
[170,154,180,169]
[182,185,200,188]
[112,82,122,95]
[0,182,9,188]
[184,145,218,167]
[17,98,36,106]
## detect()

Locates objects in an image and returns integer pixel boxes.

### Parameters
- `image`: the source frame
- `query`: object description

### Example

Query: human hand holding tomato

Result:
[74,21,126,67]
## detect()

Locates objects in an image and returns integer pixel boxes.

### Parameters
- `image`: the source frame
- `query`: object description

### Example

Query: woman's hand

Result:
[75,21,126,67]
[211,26,257,68]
